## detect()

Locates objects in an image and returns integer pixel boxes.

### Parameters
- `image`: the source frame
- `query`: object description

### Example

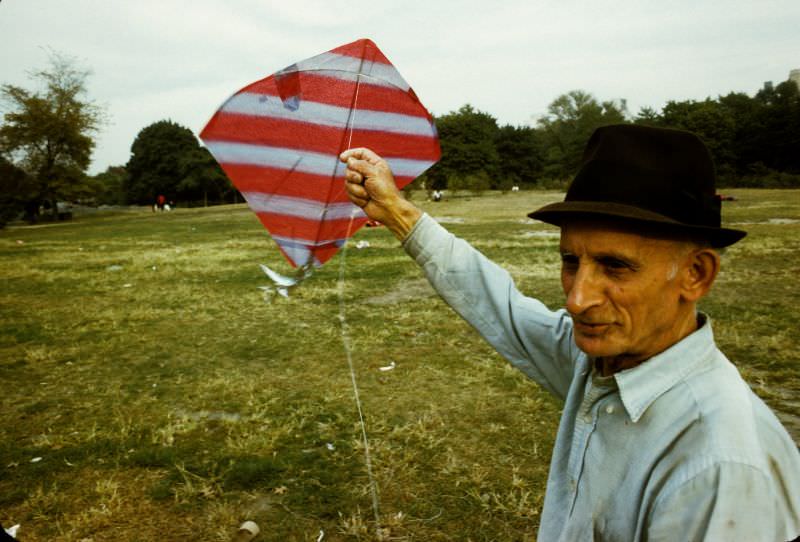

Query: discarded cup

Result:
[233,520,260,541]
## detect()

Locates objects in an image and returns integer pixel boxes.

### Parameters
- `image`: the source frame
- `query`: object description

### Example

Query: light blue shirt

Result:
[403,213,800,542]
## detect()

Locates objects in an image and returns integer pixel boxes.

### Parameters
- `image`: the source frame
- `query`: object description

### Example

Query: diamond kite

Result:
[200,38,440,269]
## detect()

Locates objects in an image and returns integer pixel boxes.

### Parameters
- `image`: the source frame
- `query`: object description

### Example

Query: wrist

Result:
[385,198,422,241]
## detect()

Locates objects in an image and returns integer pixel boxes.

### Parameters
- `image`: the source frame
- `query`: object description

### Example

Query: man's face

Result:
[559,221,691,364]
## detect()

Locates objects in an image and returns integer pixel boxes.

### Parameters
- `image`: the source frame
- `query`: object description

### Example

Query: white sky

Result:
[2,0,798,174]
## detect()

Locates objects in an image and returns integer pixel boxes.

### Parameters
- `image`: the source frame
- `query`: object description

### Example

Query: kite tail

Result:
[258,263,314,299]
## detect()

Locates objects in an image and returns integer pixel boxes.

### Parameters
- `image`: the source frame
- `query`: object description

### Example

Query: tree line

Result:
[2,54,799,227]
[419,81,800,192]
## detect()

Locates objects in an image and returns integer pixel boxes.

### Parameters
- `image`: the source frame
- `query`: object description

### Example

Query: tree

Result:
[0,155,31,226]
[0,52,103,220]
[424,104,501,190]
[752,80,800,174]
[537,90,627,180]
[634,106,662,126]
[125,120,230,205]
[125,120,197,204]
[659,99,737,176]
[91,165,128,206]
[177,146,232,206]
[495,124,544,188]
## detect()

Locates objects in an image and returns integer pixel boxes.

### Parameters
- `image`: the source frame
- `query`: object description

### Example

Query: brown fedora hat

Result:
[528,124,746,247]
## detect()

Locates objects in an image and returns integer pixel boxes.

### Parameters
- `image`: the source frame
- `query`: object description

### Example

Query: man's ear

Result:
[680,247,721,302]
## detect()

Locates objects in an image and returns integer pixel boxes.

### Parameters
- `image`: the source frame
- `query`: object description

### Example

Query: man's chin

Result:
[573,335,620,359]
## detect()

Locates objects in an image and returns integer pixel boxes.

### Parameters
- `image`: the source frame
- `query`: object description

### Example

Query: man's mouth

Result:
[574,320,611,334]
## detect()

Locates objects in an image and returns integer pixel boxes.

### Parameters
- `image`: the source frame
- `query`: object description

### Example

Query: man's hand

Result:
[340,148,422,240]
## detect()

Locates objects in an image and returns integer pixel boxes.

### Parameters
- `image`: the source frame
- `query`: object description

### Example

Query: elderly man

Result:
[340,124,800,541]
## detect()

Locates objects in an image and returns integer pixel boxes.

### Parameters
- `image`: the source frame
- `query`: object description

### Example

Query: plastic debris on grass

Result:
[379,361,396,372]
[235,521,259,541]
[432,216,465,224]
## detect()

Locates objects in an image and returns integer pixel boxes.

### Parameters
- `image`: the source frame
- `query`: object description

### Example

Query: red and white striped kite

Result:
[200,38,440,272]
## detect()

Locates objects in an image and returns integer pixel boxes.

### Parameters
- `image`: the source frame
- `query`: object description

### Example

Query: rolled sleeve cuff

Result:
[402,213,443,262]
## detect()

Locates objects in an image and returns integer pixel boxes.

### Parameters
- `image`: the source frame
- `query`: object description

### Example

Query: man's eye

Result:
[601,258,634,273]
[561,254,579,268]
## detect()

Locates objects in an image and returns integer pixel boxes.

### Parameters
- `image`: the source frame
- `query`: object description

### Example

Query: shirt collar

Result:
[612,315,717,423]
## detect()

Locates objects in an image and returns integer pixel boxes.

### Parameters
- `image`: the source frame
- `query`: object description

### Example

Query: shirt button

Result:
[605,405,615,414]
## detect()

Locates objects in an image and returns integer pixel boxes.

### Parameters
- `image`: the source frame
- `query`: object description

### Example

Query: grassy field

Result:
[1,189,798,541]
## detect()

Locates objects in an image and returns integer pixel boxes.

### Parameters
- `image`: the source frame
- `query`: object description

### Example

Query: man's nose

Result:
[565,267,605,315]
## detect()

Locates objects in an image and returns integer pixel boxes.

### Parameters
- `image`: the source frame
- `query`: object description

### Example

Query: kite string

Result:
[338,72,383,536]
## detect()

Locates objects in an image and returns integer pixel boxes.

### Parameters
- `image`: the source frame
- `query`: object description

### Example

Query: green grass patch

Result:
[0,190,797,540]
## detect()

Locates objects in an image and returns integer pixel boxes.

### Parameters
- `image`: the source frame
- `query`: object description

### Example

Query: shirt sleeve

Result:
[402,213,579,400]
[647,462,789,542]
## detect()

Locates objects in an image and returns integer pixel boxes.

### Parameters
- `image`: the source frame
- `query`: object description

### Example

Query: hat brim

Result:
[528,201,746,248]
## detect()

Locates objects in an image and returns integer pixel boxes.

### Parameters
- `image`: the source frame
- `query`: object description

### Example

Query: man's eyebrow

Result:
[595,252,640,268]
[558,248,641,267]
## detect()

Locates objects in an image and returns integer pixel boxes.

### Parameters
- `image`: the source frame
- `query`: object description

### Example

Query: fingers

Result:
[344,168,364,185]
[344,177,370,207]
[340,147,387,181]
[339,147,382,165]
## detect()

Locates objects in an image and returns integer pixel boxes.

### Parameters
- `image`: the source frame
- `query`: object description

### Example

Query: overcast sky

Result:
[2,0,798,174]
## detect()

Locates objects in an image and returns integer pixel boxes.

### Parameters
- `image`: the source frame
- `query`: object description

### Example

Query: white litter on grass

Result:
[237,520,260,539]
[520,230,560,238]
[326,442,335,451]
[355,240,370,249]
[175,409,242,423]
[123,283,133,288]
[432,216,465,224]
[106,264,123,271]
[732,218,800,226]
[317,529,325,541]
[379,361,396,372]
[5,524,19,537]
[30,457,42,463]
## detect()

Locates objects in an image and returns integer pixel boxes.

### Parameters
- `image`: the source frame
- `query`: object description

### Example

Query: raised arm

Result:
[340,148,580,399]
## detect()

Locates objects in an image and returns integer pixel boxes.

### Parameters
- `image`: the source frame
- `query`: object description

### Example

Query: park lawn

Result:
[0,189,798,541]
